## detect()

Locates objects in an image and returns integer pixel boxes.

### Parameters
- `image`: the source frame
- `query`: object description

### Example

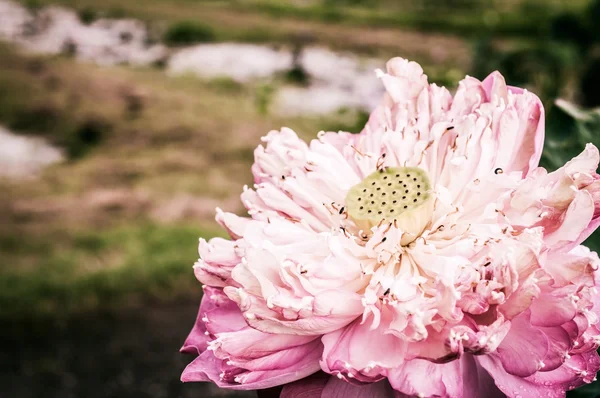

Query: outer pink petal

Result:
[180,287,244,355]
[215,328,317,360]
[181,347,321,390]
[231,340,322,386]
[194,237,241,287]
[181,287,323,390]
[280,372,330,398]
[544,190,594,248]
[181,350,227,384]
[322,377,396,398]
[279,373,398,398]
[496,311,549,377]
[539,325,572,372]
[481,72,544,176]
[378,57,428,105]
[321,317,406,382]
[387,355,504,398]
[529,287,577,327]
[477,354,563,398]
[180,309,210,355]
[525,350,600,390]
[477,351,600,398]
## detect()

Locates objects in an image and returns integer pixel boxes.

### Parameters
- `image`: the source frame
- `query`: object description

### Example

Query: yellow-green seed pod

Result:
[345,167,434,243]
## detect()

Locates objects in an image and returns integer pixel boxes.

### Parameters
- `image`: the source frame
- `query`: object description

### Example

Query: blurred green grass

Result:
[16,0,473,66]
[0,222,223,319]
[20,0,589,40]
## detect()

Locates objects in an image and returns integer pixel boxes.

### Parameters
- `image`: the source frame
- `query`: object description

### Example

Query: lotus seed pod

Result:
[345,167,434,243]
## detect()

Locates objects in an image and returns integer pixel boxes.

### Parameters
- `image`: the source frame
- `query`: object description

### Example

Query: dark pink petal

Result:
[477,355,565,398]
[388,355,504,398]
[526,350,600,389]
[181,287,242,354]
[280,372,330,398]
[321,377,395,398]
[478,351,600,397]
[232,341,322,386]
[230,339,322,372]
[180,303,210,355]
[181,350,225,384]
[538,326,571,372]
[529,287,577,327]
[182,344,322,390]
[215,328,316,360]
[496,312,549,377]
[181,288,323,390]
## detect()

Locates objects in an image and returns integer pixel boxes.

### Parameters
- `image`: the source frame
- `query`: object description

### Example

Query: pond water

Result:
[0,300,254,398]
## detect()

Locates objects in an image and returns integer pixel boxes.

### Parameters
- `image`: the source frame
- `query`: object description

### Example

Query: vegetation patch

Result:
[0,222,224,319]
[163,20,216,45]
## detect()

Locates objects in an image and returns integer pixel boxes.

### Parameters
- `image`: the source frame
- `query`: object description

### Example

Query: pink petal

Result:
[321,317,406,380]
[181,287,244,354]
[181,288,323,390]
[482,72,544,176]
[525,350,600,389]
[378,57,428,104]
[216,328,317,360]
[544,250,595,287]
[544,190,594,248]
[181,347,321,390]
[529,288,577,327]
[181,350,226,384]
[280,372,330,398]
[496,311,549,377]
[180,303,210,355]
[477,355,565,398]
[539,325,571,372]
[387,355,504,398]
[321,377,395,398]
[232,341,322,386]
[478,351,600,397]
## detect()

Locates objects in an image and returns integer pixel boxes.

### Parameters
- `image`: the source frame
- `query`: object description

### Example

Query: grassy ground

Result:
[0,42,374,319]
[20,0,591,48]
[18,0,473,68]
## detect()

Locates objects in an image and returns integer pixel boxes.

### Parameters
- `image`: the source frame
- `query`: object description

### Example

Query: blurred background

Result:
[0,0,599,397]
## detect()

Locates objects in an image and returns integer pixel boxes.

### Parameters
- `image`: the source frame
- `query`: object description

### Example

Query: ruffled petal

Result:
[321,316,406,382]
[181,288,323,390]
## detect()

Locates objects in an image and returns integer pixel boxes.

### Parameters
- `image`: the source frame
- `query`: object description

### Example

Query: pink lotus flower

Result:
[181,57,600,397]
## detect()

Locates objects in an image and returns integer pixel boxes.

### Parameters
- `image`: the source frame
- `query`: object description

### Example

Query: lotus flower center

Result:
[345,167,434,240]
